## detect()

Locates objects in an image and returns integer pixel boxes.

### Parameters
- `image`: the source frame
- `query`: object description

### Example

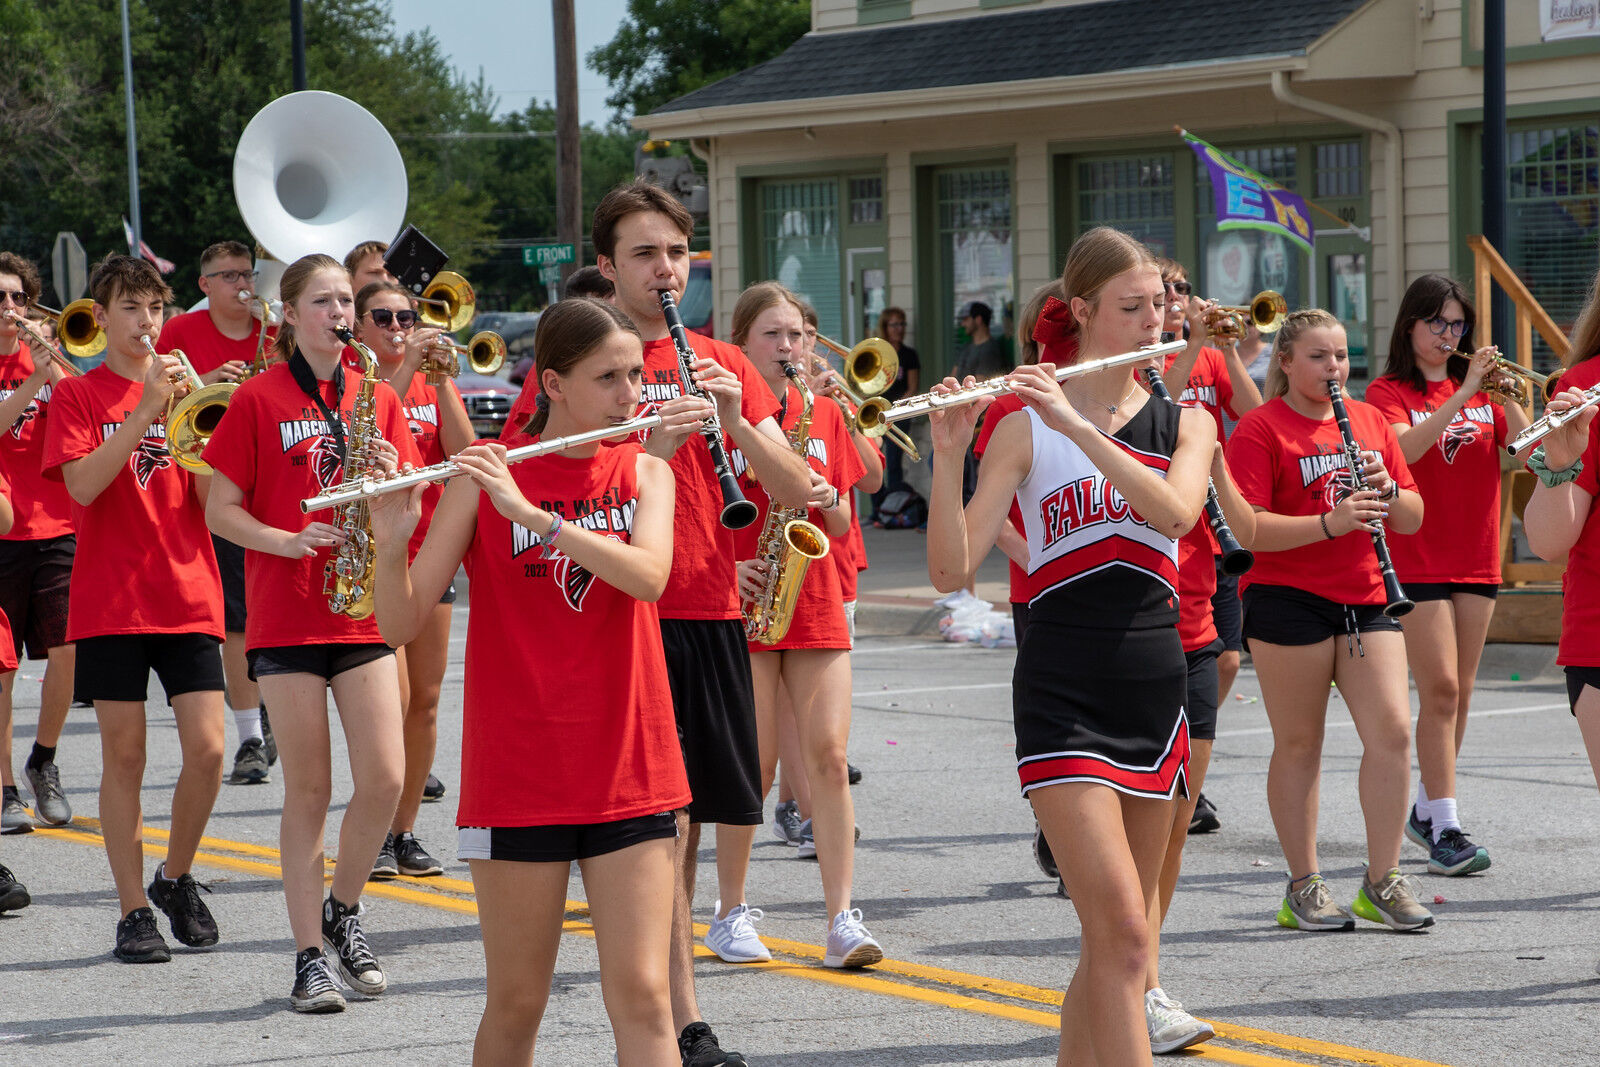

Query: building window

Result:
[850,177,884,224]
[1316,141,1363,198]
[937,165,1014,347]
[761,179,843,340]
[1507,122,1600,374]
[1077,154,1176,255]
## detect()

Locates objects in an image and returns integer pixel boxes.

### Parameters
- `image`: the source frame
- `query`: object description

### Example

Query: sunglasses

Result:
[366,308,418,329]
[203,269,259,284]
[1164,281,1192,296]
[0,290,28,306]
[1424,317,1467,337]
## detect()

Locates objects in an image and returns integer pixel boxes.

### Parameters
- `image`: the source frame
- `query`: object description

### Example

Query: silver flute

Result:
[1505,384,1600,458]
[299,414,663,514]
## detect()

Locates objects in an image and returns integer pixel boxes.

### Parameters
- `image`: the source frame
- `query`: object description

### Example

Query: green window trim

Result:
[858,0,910,26]
[1459,1,1600,66]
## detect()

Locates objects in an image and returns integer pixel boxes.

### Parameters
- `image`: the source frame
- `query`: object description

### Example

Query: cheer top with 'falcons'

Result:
[1015,398,1181,629]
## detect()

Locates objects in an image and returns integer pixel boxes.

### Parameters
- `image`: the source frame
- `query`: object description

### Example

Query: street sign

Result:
[523,243,575,268]
[52,232,87,307]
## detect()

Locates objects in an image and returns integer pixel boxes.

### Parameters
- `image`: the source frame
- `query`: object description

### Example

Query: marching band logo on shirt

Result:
[1409,402,1492,465]
[101,419,172,489]
[276,417,349,490]
[1178,381,1217,408]
[3,381,51,440]
[1295,448,1361,509]
[728,437,827,482]
[1037,474,1147,549]
[509,492,638,611]
[405,401,438,440]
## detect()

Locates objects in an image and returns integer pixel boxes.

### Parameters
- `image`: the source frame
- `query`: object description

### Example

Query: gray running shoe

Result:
[1352,867,1435,931]
[228,738,270,785]
[1,790,34,834]
[1275,874,1354,931]
[1145,987,1215,1053]
[770,799,802,845]
[25,760,71,826]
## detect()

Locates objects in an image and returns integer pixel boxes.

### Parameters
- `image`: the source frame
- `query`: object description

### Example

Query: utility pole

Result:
[119,0,142,255]
[553,0,581,291]
[291,0,307,91]
[1482,0,1508,352]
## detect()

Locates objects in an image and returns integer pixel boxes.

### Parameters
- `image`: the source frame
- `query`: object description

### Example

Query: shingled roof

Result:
[652,0,1372,114]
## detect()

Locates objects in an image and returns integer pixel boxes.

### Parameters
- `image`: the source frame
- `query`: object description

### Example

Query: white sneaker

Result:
[823,907,882,969]
[703,900,771,963]
[1145,987,1215,1054]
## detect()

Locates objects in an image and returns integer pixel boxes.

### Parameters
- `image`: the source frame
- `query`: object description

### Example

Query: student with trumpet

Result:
[0,251,79,835]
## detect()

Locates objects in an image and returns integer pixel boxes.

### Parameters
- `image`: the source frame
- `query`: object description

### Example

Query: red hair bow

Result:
[1031,296,1079,366]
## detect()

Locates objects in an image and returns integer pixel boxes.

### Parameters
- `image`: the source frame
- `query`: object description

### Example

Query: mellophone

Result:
[1142,368,1253,576]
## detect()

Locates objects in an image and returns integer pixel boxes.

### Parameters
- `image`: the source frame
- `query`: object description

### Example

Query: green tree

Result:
[589,0,810,121]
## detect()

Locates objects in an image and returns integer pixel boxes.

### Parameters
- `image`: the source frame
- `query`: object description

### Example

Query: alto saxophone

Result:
[323,327,382,619]
[743,362,830,645]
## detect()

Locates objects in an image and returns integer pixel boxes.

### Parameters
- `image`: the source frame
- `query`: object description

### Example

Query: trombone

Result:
[1201,290,1287,340]
[415,271,476,332]
[811,334,921,459]
[3,310,84,378]
[141,335,236,474]
[33,300,106,359]
[421,330,507,384]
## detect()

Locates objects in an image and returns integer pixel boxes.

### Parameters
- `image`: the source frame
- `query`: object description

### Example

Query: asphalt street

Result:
[2,532,1598,1065]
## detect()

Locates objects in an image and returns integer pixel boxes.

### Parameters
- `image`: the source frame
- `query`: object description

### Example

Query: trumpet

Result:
[1505,383,1600,458]
[1202,290,1287,340]
[3,311,83,378]
[300,413,663,513]
[141,335,236,474]
[33,300,106,359]
[808,337,921,460]
[415,271,475,332]
[421,330,507,384]
[854,339,1186,436]
[1458,349,1558,407]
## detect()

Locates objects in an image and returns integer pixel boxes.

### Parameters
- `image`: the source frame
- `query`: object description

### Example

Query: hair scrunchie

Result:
[535,392,550,412]
[1031,296,1080,366]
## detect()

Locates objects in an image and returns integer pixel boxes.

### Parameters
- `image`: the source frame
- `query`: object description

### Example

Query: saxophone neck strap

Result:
[289,347,347,462]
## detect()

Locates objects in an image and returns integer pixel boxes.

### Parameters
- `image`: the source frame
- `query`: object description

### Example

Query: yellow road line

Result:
[36,820,1452,1067]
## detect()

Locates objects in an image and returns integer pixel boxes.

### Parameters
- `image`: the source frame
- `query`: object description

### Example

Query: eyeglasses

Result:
[0,291,27,306]
[203,269,259,284]
[366,307,418,329]
[1424,317,1467,337]
[882,319,906,328]
[1164,281,1192,296]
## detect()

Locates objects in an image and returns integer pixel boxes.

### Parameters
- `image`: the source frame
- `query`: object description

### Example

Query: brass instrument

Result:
[1202,290,1288,340]
[416,271,475,332]
[140,336,236,474]
[743,362,830,645]
[3,311,83,378]
[811,334,922,460]
[238,291,278,379]
[323,326,383,618]
[1462,350,1558,407]
[34,300,106,359]
[421,330,506,384]
[853,339,1186,437]
[1506,383,1600,458]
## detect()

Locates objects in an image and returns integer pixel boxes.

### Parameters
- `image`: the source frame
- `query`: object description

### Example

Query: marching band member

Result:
[345,240,396,291]
[717,282,875,969]
[591,181,809,1067]
[203,253,418,1013]
[0,251,78,834]
[1225,309,1432,932]
[1366,274,1528,876]
[0,469,29,912]
[41,254,227,963]
[372,296,687,1067]
[1545,268,1600,396]
[352,280,472,880]
[159,239,279,786]
[928,227,1212,1064]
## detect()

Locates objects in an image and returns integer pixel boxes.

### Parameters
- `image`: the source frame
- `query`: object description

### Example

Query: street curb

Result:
[855,597,946,638]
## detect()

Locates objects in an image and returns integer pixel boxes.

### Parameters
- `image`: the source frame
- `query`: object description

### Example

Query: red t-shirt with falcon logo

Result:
[0,341,75,541]
[42,364,222,641]
[1163,345,1240,447]
[1226,395,1417,606]
[1365,375,1506,583]
[156,309,276,378]
[456,440,690,826]
[387,373,462,560]
[201,361,419,650]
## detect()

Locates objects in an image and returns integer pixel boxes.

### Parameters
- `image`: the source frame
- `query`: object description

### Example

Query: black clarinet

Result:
[1143,369,1253,576]
[1325,378,1413,618]
[658,290,759,530]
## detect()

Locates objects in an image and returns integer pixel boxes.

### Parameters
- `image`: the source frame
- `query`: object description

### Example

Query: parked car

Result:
[454,369,520,439]
[682,252,713,336]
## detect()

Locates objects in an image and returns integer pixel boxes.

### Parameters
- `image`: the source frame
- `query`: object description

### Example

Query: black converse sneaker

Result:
[147,862,219,947]
[290,947,347,1013]
[114,906,172,963]
[0,864,31,913]
[322,894,387,995]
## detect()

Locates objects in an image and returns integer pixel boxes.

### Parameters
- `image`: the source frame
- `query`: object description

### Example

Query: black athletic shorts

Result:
[74,633,224,704]
[1565,667,1600,717]
[1242,584,1404,647]
[660,617,761,825]
[439,584,457,605]
[1210,565,1243,652]
[0,534,75,660]
[211,534,248,634]
[1011,601,1029,648]
[1404,581,1499,603]
[457,811,678,863]
[247,642,394,682]
[1184,638,1222,742]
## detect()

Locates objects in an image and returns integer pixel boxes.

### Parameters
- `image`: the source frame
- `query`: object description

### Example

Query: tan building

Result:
[637,0,1599,382]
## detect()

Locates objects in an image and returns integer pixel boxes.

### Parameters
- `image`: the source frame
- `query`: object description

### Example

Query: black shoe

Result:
[260,707,277,766]
[370,833,399,881]
[394,832,443,877]
[290,947,347,1013]
[847,763,862,785]
[1187,792,1221,834]
[147,863,219,947]
[422,772,446,802]
[323,894,386,996]
[0,864,31,913]
[679,1022,746,1067]
[1056,876,1070,899]
[228,737,270,785]
[1032,822,1058,879]
[114,906,172,963]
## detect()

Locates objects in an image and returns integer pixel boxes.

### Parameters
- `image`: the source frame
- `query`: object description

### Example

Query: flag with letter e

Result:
[1181,132,1315,254]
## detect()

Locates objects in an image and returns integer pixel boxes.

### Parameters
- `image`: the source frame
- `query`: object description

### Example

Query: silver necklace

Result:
[1068,379,1139,415]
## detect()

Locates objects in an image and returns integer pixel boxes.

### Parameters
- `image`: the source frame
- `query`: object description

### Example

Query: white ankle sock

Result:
[234,707,263,744]
[1414,781,1431,822]
[1431,797,1460,841]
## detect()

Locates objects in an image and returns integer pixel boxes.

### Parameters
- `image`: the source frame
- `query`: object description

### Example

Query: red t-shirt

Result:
[0,342,75,541]
[974,393,1030,604]
[1554,355,1600,396]
[1560,420,1600,667]
[1365,375,1506,583]
[201,361,420,650]
[732,385,865,650]
[630,333,781,619]
[157,309,275,378]
[1226,395,1417,606]
[1164,345,1239,446]
[388,374,462,560]
[457,442,690,825]
[42,365,223,641]
[832,437,880,600]
[0,468,17,670]
[1176,521,1219,652]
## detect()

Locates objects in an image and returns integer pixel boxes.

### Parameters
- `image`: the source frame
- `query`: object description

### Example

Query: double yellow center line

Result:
[36,819,1452,1067]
